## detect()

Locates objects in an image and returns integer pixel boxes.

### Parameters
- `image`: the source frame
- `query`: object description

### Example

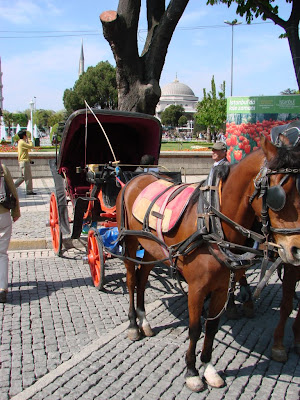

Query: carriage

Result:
[49,107,181,289]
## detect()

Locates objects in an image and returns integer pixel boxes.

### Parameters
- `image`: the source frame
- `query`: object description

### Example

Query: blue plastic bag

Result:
[98,227,144,258]
[98,227,120,253]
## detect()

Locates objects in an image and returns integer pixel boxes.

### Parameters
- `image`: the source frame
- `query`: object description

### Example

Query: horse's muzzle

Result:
[278,245,300,266]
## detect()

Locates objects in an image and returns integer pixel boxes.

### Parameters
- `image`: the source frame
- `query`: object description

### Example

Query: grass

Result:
[1,142,212,152]
[161,141,212,151]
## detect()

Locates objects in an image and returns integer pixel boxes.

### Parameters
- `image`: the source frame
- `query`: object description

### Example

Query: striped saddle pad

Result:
[132,179,197,233]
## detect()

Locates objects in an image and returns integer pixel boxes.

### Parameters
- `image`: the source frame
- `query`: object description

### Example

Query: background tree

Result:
[63,61,118,115]
[100,0,189,114]
[160,105,185,127]
[34,110,55,130]
[2,111,14,136]
[207,0,300,90]
[280,88,299,95]
[194,76,226,141]
[10,112,28,127]
[178,115,188,127]
[48,110,66,128]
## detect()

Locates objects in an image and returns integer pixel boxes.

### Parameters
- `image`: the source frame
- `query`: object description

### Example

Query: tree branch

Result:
[251,0,287,29]
[144,0,189,79]
[141,0,165,56]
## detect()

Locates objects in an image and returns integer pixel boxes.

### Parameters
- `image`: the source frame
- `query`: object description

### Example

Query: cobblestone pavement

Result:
[0,179,299,399]
[12,178,53,241]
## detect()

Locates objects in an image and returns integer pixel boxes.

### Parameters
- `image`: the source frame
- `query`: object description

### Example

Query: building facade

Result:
[155,78,199,120]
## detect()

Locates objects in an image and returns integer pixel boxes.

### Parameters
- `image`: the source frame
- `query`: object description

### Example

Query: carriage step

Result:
[100,213,116,219]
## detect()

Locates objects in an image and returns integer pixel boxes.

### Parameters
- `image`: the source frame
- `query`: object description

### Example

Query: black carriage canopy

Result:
[57,109,162,174]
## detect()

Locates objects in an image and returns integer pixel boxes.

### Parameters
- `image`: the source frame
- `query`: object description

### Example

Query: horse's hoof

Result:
[127,328,140,341]
[185,376,204,392]
[203,363,225,388]
[271,347,287,363]
[225,307,240,320]
[140,324,154,337]
[294,343,300,355]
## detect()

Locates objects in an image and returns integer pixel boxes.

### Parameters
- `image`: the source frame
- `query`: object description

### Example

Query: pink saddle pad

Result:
[133,179,197,233]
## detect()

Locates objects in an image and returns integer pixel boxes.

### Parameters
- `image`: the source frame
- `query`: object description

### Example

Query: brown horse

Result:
[116,136,300,392]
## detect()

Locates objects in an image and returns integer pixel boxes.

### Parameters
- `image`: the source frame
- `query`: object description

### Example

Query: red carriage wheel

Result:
[49,192,62,256]
[87,228,105,290]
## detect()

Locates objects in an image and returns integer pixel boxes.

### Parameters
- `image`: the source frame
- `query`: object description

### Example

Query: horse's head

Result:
[255,136,300,265]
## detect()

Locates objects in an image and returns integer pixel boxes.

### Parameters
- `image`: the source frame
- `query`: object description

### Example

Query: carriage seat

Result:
[61,167,90,197]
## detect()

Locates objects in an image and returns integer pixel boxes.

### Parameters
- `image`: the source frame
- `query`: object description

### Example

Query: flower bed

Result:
[0,144,44,153]
[225,119,296,163]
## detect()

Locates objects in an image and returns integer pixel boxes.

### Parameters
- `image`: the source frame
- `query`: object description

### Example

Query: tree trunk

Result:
[285,1,300,90]
[100,0,189,115]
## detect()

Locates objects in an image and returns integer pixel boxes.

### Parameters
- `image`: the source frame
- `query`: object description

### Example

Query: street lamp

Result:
[29,99,34,137]
[224,19,242,97]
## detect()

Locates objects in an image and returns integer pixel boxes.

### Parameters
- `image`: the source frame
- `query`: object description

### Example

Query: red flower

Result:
[244,144,251,154]
[234,150,243,161]
[230,135,238,146]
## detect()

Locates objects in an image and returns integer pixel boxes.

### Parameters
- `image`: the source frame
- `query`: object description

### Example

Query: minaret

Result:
[0,57,3,115]
[78,40,84,77]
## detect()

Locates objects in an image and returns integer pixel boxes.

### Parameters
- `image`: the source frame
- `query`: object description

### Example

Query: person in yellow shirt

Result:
[0,161,20,302]
[14,130,36,195]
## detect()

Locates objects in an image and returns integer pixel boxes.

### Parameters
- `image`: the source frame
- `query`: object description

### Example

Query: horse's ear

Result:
[260,135,278,161]
[278,133,291,147]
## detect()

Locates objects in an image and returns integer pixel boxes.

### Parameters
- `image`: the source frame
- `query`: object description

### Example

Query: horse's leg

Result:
[201,289,227,388]
[239,274,254,318]
[124,240,140,341]
[136,251,155,337]
[185,284,205,392]
[272,265,297,362]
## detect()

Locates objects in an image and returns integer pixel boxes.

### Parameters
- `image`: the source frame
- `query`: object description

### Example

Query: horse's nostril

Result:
[291,247,300,260]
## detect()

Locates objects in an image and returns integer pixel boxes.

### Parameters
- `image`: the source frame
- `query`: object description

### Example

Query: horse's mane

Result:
[190,163,231,205]
[268,144,300,169]
[214,163,231,181]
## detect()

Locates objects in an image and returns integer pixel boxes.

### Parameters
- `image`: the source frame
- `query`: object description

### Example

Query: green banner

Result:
[227,95,300,114]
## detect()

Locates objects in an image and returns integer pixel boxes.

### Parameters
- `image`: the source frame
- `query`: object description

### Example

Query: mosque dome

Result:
[161,78,195,97]
[156,77,199,117]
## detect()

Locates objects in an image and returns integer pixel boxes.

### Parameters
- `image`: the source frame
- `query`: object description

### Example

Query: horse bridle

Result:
[250,166,300,236]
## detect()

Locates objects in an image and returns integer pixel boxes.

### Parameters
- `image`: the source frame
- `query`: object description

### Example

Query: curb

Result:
[9,237,87,251]
[9,239,50,251]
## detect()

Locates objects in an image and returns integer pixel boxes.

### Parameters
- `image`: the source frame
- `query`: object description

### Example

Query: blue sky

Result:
[0,0,297,112]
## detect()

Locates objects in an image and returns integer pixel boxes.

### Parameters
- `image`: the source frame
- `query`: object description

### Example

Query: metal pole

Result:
[231,24,234,97]
[30,104,33,136]
[224,20,241,97]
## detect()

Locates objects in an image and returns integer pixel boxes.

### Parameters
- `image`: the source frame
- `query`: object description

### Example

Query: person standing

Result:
[0,162,20,302]
[14,130,36,195]
[217,131,226,143]
[207,141,229,185]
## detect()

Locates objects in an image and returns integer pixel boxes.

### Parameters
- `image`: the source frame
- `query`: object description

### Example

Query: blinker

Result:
[266,185,286,211]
